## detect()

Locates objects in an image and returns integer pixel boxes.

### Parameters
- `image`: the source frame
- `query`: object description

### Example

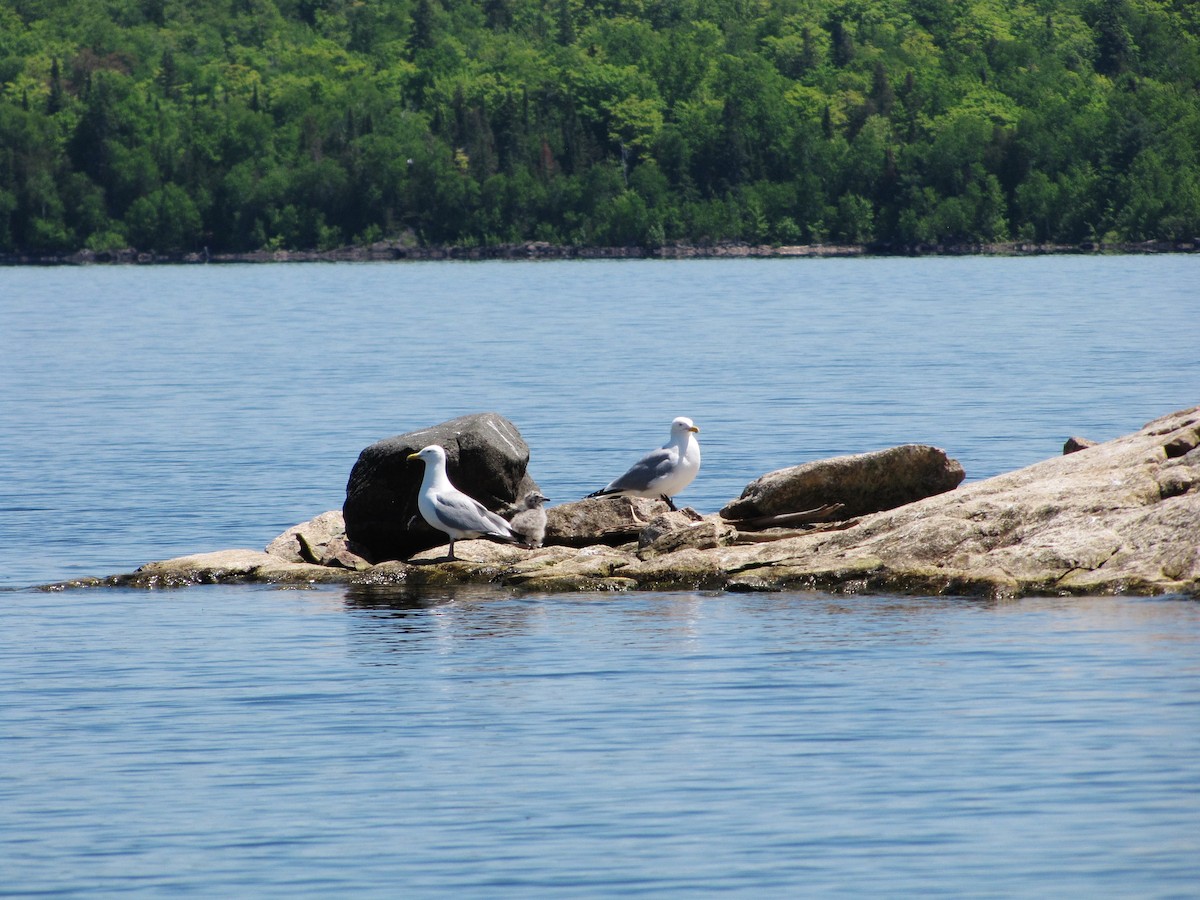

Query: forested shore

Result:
[2,238,1197,267]
[2,0,1198,256]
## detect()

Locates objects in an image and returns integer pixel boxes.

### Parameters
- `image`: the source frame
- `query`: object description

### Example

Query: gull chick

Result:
[586,416,701,511]
[407,445,519,560]
[507,491,549,548]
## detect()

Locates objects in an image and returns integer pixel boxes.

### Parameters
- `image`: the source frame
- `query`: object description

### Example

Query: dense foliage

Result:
[2,0,1199,253]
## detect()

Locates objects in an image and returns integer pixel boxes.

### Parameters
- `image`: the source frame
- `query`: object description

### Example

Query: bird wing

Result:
[432,491,514,538]
[601,447,676,493]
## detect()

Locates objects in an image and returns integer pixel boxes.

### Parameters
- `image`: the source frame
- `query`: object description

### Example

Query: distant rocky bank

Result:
[47,406,1200,600]
[4,238,1199,266]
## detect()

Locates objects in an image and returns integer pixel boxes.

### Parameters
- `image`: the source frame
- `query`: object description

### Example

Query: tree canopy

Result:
[2,0,1198,253]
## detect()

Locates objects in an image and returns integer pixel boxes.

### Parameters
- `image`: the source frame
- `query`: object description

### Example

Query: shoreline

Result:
[2,238,1198,266]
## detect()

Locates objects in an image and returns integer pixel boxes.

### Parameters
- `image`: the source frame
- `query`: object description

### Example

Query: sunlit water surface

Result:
[3,587,1199,897]
[1,257,1198,895]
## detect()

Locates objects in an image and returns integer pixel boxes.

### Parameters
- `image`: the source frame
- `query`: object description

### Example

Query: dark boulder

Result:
[343,413,540,562]
[720,444,964,522]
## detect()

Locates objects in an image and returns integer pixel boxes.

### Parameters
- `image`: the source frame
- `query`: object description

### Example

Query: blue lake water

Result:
[1,257,1199,895]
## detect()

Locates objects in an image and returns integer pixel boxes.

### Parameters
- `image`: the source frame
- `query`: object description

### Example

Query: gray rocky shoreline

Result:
[44,406,1200,600]
[4,238,1199,266]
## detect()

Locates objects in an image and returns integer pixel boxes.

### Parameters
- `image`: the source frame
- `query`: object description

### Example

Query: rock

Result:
[343,413,540,562]
[727,405,1200,597]
[637,516,738,559]
[58,406,1200,599]
[618,547,732,590]
[715,504,845,531]
[505,545,638,592]
[543,496,672,547]
[637,510,703,547]
[318,537,372,570]
[120,550,343,587]
[134,549,277,585]
[252,559,356,583]
[266,510,371,569]
[267,510,342,560]
[1157,454,1199,500]
[403,539,527,585]
[720,444,965,522]
[1064,436,1097,454]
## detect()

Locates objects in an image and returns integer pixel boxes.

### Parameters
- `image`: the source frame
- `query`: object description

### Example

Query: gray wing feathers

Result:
[606,448,674,492]
[433,493,513,537]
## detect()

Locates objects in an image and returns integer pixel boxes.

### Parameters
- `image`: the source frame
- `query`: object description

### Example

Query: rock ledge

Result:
[47,407,1200,599]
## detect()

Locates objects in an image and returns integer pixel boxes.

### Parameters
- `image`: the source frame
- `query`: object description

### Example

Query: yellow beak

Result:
[406,452,421,461]
[689,426,700,433]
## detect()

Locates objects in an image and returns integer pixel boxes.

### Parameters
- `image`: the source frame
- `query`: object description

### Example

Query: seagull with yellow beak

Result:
[586,416,701,511]
[407,444,519,560]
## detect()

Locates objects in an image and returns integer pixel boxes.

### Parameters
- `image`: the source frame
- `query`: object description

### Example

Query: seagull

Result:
[507,491,550,548]
[406,444,519,560]
[586,416,701,511]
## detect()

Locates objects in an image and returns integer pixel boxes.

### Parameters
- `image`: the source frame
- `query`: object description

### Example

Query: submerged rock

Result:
[720,443,965,522]
[56,406,1200,599]
[342,413,540,562]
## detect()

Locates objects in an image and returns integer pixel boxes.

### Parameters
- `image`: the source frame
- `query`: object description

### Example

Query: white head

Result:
[406,444,448,468]
[670,416,700,438]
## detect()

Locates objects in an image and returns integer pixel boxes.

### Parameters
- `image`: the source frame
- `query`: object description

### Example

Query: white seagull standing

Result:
[407,444,519,560]
[586,416,701,511]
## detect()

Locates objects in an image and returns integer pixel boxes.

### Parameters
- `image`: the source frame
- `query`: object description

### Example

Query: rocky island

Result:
[49,406,1200,599]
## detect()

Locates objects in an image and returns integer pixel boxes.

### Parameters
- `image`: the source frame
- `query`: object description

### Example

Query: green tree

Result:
[0,0,1197,253]
[125,183,202,251]
[1093,0,1136,76]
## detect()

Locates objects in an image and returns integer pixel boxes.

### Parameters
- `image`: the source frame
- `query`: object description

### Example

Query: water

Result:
[1,256,1196,588]
[1,257,1199,895]
[3,586,1199,896]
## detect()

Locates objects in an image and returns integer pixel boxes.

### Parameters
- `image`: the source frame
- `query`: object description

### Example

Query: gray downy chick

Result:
[508,491,549,548]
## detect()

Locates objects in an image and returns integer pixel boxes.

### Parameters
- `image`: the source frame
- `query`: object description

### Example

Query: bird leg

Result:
[625,497,648,524]
[661,494,678,511]
[446,540,456,561]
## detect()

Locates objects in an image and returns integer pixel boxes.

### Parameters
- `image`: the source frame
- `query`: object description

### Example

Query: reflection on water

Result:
[345,581,518,609]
